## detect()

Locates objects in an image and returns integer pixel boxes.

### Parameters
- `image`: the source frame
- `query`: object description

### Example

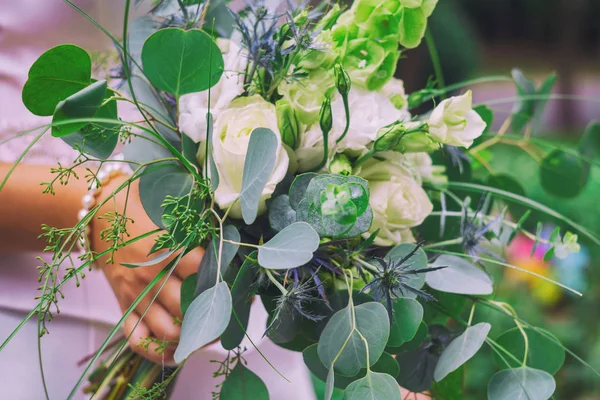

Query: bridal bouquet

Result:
[5,0,600,399]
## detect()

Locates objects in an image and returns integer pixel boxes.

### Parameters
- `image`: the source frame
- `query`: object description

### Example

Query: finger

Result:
[174,247,204,280]
[155,275,184,319]
[125,312,176,364]
[135,297,181,342]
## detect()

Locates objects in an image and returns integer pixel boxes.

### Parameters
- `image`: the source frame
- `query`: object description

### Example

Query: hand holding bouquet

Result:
[5,0,598,399]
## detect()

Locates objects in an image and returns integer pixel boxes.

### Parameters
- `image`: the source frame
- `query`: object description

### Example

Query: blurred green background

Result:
[401,1,600,398]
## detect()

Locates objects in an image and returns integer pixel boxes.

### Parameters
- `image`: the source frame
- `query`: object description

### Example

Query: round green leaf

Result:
[488,367,555,400]
[268,195,297,232]
[388,297,424,347]
[289,173,317,210]
[385,243,428,292]
[493,327,565,374]
[22,44,91,116]
[540,150,589,198]
[138,164,194,228]
[240,128,279,224]
[221,253,260,350]
[304,344,399,390]
[174,282,232,363]
[195,225,240,297]
[220,363,269,400]
[180,272,197,316]
[344,371,401,400]
[434,322,491,382]
[61,96,119,159]
[52,80,108,137]
[426,255,493,295]
[141,28,224,97]
[258,222,320,270]
[318,302,390,377]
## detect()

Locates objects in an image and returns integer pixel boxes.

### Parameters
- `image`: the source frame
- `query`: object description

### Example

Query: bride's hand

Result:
[92,176,203,364]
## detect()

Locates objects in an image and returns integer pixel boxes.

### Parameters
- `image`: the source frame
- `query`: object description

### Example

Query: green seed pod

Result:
[319,95,333,136]
[334,63,351,97]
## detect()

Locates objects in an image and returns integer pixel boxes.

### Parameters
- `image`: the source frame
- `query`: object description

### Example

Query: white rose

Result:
[211,95,289,218]
[179,39,246,142]
[358,156,433,246]
[428,90,486,148]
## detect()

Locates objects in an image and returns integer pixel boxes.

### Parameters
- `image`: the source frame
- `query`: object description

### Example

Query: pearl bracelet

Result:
[76,154,132,265]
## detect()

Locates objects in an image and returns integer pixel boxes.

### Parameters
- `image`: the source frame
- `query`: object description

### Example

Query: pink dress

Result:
[0,1,314,399]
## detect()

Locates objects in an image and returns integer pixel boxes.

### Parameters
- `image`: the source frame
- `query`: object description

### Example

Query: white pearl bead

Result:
[97,170,108,182]
[78,209,89,221]
[82,193,95,208]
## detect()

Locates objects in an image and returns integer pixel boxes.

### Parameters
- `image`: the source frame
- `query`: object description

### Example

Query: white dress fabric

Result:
[0,1,315,399]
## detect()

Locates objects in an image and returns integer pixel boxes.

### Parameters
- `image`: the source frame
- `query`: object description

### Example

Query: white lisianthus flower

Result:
[210,95,289,218]
[381,77,410,113]
[294,85,410,172]
[357,154,433,246]
[402,152,448,184]
[428,90,486,148]
[178,39,246,143]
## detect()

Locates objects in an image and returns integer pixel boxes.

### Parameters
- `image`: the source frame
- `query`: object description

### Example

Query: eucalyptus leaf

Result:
[142,28,224,97]
[325,367,335,400]
[289,173,317,209]
[304,345,399,390]
[138,164,193,228]
[121,248,176,269]
[220,363,269,400]
[195,225,240,296]
[52,80,108,137]
[258,222,320,270]
[268,195,297,232]
[180,273,197,315]
[434,322,491,381]
[388,297,424,347]
[493,327,565,374]
[487,367,556,400]
[174,282,232,363]
[61,96,119,159]
[22,44,91,116]
[387,321,428,354]
[318,302,390,377]
[221,253,259,350]
[427,255,493,295]
[240,128,279,224]
[128,17,160,67]
[344,371,401,400]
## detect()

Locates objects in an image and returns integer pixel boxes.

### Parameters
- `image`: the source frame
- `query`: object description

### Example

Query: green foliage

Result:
[388,297,424,347]
[343,371,401,400]
[61,95,119,159]
[174,282,232,363]
[195,225,240,296]
[268,195,297,232]
[510,69,557,134]
[258,222,320,270]
[240,128,279,224]
[487,367,555,400]
[220,363,269,400]
[493,327,565,374]
[304,345,399,390]
[221,253,260,350]
[138,164,194,228]
[52,80,108,137]
[434,323,491,381]
[22,44,91,116]
[540,150,590,198]
[141,28,224,97]
[427,255,493,295]
[318,302,390,377]
[180,273,197,315]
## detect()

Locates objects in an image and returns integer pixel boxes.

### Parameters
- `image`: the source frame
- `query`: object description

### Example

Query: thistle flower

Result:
[460,195,504,266]
[360,243,444,322]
